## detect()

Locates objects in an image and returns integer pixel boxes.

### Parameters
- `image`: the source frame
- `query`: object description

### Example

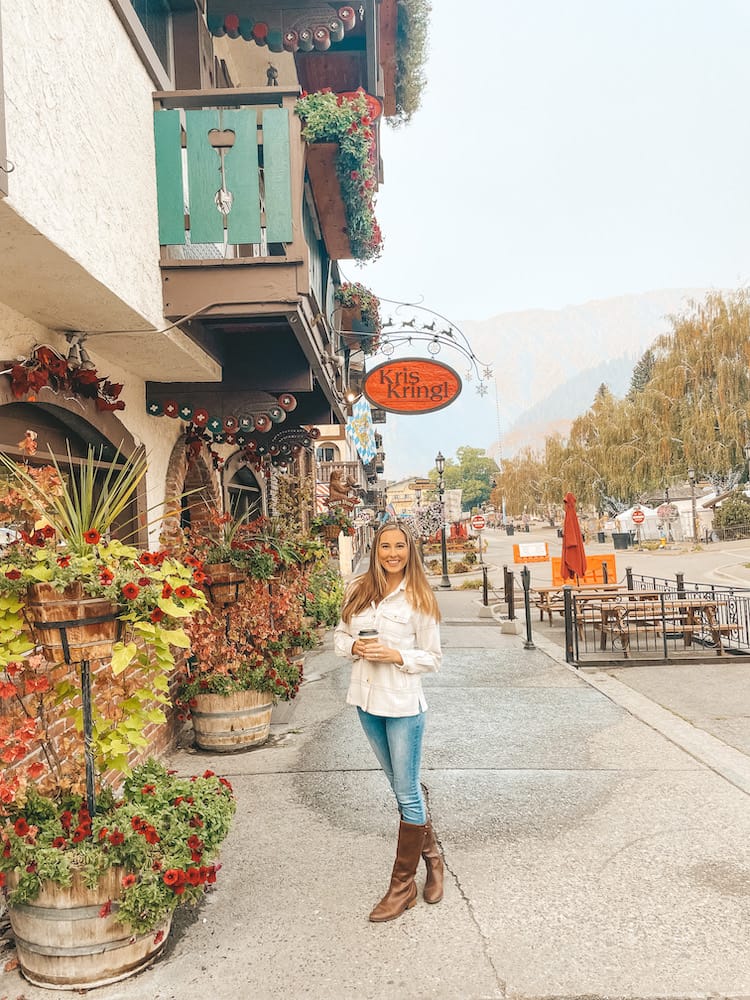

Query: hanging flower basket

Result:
[25,582,121,664]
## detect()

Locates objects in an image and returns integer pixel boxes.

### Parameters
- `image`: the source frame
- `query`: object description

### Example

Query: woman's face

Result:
[377,528,409,579]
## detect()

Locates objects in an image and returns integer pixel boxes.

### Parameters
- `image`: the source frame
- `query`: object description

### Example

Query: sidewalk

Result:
[3,590,750,999]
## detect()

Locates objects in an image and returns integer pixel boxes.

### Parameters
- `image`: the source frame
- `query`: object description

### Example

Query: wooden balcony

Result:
[152,86,346,423]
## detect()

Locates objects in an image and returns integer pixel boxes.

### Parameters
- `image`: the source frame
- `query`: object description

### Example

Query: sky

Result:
[343,1,750,481]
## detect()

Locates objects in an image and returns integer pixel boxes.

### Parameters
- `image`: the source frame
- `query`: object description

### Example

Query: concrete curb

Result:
[530,630,750,798]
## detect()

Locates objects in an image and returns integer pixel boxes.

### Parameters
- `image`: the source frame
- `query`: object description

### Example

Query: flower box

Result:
[305,142,353,260]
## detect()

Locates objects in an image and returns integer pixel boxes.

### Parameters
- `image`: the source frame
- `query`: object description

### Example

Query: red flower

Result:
[4,570,21,581]
[121,582,140,600]
[186,867,201,886]
[57,556,70,567]
[60,810,73,831]
[162,583,173,599]
[121,873,137,889]
[131,816,145,832]
[13,818,29,837]
[203,770,215,778]
[52,836,67,849]
[154,929,165,945]
[108,830,124,846]
[141,784,156,795]
[143,827,160,845]
[150,608,165,624]
[99,568,114,585]
[138,577,150,587]
[72,825,89,843]
[98,827,109,842]
[83,529,101,545]
[175,585,194,599]
[139,552,156,566]
[163,868,182,886]
[99,899,112,918]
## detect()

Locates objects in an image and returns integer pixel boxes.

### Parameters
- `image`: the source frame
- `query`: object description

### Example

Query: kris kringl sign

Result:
[363,358,462,415]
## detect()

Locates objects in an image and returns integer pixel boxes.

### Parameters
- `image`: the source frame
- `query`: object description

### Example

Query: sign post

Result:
[471,513,486,565]
[632,507,645,549]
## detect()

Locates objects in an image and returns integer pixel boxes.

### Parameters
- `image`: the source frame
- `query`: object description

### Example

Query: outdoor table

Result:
[590,597,737,656]
[532,583,625,624]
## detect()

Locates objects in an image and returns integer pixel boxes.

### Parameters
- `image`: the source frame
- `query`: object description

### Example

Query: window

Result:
[130,0,171,72]
[109,0,173,88]
[318,446,337,463]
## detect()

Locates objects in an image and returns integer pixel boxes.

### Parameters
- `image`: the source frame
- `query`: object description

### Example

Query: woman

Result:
[334,520,443,922]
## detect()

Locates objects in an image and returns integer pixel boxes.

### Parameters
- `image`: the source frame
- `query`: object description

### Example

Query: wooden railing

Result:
[152,88,300,259]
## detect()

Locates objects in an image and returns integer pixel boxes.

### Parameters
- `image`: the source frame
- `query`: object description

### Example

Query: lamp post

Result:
[688,467,698,542]
[435,451,451,590]
[744,441,750,483]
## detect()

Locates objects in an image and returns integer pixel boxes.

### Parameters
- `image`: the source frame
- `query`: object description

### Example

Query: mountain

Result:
[461,288,709,460]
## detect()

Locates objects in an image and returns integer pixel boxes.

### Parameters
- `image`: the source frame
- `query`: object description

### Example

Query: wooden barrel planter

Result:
[6,868,171,990]
[25,582,120,664]
[203,563,246,607]
[191,689,272,752]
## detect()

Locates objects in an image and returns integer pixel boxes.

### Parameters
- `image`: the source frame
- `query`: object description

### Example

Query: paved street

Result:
[3,534,750,1000]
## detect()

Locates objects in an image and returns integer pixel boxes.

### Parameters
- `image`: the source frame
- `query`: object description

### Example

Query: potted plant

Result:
[0,447,207,679]
[179,600,303,751]
[310,507,355,541]
[0,446,234,988]
[0,748,235,989]
[295,89,383,262]
[334,282,382,354]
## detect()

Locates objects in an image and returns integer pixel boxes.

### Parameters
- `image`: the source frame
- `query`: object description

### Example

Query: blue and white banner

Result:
[346,396,377,464]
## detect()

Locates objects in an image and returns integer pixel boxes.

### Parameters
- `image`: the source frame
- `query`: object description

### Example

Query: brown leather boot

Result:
[369,820,426,922]
[422,820,444,903]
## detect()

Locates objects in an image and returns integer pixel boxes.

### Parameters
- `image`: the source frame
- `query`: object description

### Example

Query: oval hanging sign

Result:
[363,358,462,415]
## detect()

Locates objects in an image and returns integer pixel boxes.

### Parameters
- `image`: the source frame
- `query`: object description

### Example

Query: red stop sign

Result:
[632,509,645,524]
[471,514,486,530]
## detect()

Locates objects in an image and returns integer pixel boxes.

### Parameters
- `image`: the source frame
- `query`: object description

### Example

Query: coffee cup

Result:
[358,629,378,642]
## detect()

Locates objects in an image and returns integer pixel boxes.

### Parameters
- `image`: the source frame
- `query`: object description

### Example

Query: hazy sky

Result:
[344,1,750,479]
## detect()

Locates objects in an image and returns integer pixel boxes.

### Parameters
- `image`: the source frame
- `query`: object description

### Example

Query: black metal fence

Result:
[565,576,750,664]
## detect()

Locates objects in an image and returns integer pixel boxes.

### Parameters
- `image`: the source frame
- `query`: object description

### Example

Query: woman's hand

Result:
[356,639,403,665]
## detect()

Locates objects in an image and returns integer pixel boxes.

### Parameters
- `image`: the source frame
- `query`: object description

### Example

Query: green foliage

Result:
[305,565,344,627]
[178,650,302,703]
[334,281,382,353]
[0,760,236,935]
[391,0,431,127]
[713,492,750,529]
[310,507,355,535]
[429,446,499,510]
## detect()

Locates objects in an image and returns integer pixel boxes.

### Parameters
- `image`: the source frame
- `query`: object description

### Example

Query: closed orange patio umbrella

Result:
[561,492,587,582]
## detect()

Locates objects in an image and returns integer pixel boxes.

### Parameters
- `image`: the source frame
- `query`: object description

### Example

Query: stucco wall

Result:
[1,0,164,325]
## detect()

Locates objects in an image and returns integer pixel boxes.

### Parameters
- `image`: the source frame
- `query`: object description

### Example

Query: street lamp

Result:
[688,467,699,542]
[744,441,750,482]
[435,451,451,590]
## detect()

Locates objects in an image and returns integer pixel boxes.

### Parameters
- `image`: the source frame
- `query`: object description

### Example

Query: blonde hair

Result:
[341,520,441,623]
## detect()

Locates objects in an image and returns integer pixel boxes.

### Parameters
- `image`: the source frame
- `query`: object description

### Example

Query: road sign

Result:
[471,514,486,531]
[409,479,434,490]
[632,509,645,524]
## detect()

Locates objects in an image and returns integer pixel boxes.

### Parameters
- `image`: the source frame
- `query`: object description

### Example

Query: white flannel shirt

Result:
[334,580,441,717]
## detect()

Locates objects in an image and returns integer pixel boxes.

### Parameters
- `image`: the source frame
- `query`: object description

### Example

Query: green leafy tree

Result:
[429,447,499,511]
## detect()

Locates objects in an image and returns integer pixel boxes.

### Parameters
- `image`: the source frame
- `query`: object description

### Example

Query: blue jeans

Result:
[357,708,427,824]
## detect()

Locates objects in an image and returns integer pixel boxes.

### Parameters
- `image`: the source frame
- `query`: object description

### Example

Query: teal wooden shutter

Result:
[153,110,185,245]
[262,109,293,244]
